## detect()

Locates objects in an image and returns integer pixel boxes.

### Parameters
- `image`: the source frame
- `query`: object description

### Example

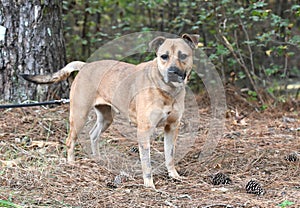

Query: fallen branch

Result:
[201,204,235,208]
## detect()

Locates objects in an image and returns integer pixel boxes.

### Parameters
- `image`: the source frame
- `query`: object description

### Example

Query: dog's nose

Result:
[168,66,186,82]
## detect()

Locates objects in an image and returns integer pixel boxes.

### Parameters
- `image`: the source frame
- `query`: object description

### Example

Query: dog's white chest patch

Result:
[155,106,173,127]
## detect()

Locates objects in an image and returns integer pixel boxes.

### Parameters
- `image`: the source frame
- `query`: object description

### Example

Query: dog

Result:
[21,34,199,188]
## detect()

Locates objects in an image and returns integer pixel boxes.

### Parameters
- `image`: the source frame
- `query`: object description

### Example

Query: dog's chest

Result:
[127,98,176,128]
[156,105,174,127]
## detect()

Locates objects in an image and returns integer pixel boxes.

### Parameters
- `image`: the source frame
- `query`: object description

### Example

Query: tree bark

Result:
[0,0,66,102]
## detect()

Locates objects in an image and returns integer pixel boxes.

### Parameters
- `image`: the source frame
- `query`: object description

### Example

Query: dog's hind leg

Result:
[66,105,90,163]
[89,105,113,158]
[66,87,95,162]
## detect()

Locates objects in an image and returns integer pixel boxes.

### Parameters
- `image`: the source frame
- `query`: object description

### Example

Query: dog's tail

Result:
[20,61,86,84]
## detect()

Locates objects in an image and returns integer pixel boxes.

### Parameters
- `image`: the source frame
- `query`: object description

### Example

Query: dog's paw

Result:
[67,155,75,164]
[144,179,156,189]
[169,171,180,179]
[169,171,185,182]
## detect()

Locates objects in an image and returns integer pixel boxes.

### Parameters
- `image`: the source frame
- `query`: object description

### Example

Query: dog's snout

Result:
[168,66,185,77]
[168,66,186,82]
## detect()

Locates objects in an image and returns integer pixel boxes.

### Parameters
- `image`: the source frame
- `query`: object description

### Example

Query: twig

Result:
[220,54,226,84]
[283,52,289,98]
[269,39,298,47]
[201,204,234,208]
[9,143,30,155]
[238,18,255,75]
[244,151,266,172]
[165,200,178,208]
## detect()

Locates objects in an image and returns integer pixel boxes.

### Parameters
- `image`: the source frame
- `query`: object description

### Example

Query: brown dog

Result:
[21,34,199,188]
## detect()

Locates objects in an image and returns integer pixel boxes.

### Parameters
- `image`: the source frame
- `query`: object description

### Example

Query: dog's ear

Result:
[149,36,166,52]
[182,34,200,49]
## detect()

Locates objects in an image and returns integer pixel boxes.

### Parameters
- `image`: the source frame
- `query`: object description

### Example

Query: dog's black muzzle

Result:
[167,66,187,83]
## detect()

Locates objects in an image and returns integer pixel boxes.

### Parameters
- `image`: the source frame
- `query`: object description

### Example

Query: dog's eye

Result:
[160,54,169,60]
[179,53,188,60]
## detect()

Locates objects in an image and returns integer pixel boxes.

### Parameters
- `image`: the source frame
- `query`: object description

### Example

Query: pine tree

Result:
[0,0,67,102]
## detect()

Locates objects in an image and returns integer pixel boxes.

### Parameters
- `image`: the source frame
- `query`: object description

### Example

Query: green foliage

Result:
[0,200,22,208]
[277,200,295,208]
[260,104,268,111]
[247,90,258,101]
[62,0,300,103]
[265,64,280,76]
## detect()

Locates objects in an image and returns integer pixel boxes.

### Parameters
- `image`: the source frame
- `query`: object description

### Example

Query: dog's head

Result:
[149,34,199,86]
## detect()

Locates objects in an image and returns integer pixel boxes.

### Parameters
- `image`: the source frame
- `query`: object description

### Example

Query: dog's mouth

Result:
[167,66,187,83]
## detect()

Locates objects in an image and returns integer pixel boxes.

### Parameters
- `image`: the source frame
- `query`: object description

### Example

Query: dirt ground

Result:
[0,92,299,208]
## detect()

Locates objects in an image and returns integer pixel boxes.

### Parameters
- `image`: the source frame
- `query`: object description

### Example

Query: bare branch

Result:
[217,33,265,104]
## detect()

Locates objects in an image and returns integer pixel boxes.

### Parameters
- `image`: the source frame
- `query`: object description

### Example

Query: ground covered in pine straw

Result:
[0,94,299,208]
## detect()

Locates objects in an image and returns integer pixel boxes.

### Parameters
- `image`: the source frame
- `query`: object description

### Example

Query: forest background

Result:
[1,1,300,207]
[62,0,300,107]
[0,0,299,106]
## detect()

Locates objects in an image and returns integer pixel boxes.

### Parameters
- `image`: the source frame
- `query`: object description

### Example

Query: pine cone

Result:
[106,181,117,189]
[245,179,264,195]
[114,171,130,185]
[129,146,139,154]
[212,172,231,185]
[285,152,299,162]
[106,171,130,189]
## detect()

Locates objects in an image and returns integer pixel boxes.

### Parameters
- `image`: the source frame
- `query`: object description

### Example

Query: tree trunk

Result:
[0,0,66,102]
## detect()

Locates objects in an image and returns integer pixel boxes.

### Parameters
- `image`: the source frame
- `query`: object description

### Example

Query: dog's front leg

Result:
[164,121,181,179]
[137,128,155,189]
